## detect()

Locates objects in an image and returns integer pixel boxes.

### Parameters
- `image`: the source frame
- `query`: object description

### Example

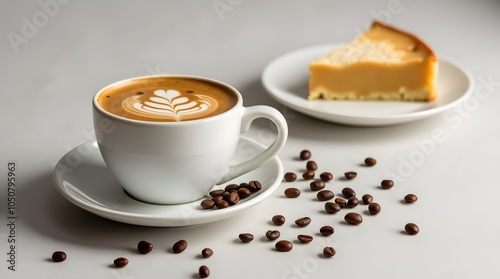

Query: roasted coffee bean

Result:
[284,172,297,182]
[209,189,225,197]
[362,194,374,205]
[200,199,215,209]
[275,240,293,252]
[317,190,334,201]
[247,180,262,192]
[319,225,334,236]
[309,180,325,191]
[319,172,333,182]
[347,196,359,208]
[226,191,240,205]
[295,217,311,227]
[323,247,336,258]
[344,212,363,225]
[297,234,313,243]
[113,257,129,267]
[368,203,381,215]
[239,182,249,189]
[302,170,315,180]
[215,200,229,209]
[212,195,224,202]
[272,215,286,226]
[344,171,357,179]
[265,230,281,241]
[224,183,240,192]
[381,179,394,189]
[172,240,188,253]
[306,160,318,171]
[201,248,213,258]
[300,150,311,160]
[335,197,347,208]
[405,223,420,235]
[52,251,67,262]
[404,194,418,203]
[199,265,210,278]
[238,187,252,199]
[341,187,356,198]
[284,188,301,198]
[364,157,377,166]
[324,202,341,214]
[137,240,153,254]
[238,233,254,243]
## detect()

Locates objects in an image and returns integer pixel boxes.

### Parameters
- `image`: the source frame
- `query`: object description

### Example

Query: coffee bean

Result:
[209,189,224,197]
[335,197,347,208]
[272,215,286,226]
[319,172,333,182]
[295,217,311,227]
[215,200,229,209]
[226,191,240,205]
[300,150,311,160]
[238,187,252,199]
[137,240,153,254]
[51,251,66,262]
[323,247,336,258]
[347,196,359,208]
[302,170,315,180]
[224,183,239,192]
[248,180,262,192]
[200,199,215,209]
[344,171,357,179]
[344,212,363,225]
[284,172,297,182]
[319,225,334,236]
[238,233,254,243]
[113,257,129,267]
[199,265,210,278]
[364,157,377,166]
[172,240,188,253]
[362,194,373,205]
[239,182,249,189]
[284,188,301,198]
[404,194,418,203]
[201,248,213,258]
[297,234,313,243]
[381,179,394,189]
[275,240,293,252]
[317,190,334,201]
[368,203,381,215]
[341,187,356,198]
[212,195,224,203]
[306,161,318,171]
[324,202,341,214]
[405,223,419,235]
[265,230,281,241]
[309,180,325,191]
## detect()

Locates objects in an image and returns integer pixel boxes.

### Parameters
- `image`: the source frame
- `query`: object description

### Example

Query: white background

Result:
[1,0,500,278]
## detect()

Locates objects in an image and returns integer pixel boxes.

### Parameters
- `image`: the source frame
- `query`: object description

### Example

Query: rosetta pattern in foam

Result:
[122,89,218,121]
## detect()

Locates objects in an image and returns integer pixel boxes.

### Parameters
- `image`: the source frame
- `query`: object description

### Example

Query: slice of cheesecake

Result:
[309,21,438,102]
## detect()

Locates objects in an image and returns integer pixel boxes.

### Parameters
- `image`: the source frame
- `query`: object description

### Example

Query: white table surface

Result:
[2,1,500,278]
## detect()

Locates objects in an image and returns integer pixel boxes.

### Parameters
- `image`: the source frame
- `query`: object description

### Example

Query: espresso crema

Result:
[97,77,238,122]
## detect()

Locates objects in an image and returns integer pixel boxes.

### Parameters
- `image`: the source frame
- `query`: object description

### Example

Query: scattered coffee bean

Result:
[302,170,315,180]
[284,188,301,198]
[319,225,334,236]
[201,248,213,258]
[51,251,67,262]
[324,202,341,214]
[306,161,318,171]
[319,172,333,182]
[323,247,336,258]
[381,179,394,189]
[297,234,313,243]
[341,187,356,198]
[347,196,359,208]
[368,203,381,215]
[265,230,281,241]
[199,265,210,278]
[200,199,215,209]
[238,233,254,243]
[309,180,325,191]
[284,172,297,182]
[344,171,357,179]
[209,189,224,197]
[137,240,153,254]
[295,217,311,227]
[239,182,249,189]
[300,150,311,160]
[172,240,188,254]
[224,183,239,192]
[238,187,252,199]
[405,223,420,235]
[247,180,262,192]
[215,200,229,209]
[212,195,224,203]
[272,215,286,226]
[317,190,334,201]
[404,194,418,203]
[226,191,240,205]
[113,257,129,267]
[335,197,347,208]
[362,194,374,205]
[344,212,363,225]
[275,240,293,252]
[364,157,377,166]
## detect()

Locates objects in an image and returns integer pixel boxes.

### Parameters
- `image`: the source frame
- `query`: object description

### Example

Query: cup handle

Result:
[217,105,288,184]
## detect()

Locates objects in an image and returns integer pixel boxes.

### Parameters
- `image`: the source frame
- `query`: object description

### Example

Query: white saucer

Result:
[262,44,474,126]
[52,137,283,227]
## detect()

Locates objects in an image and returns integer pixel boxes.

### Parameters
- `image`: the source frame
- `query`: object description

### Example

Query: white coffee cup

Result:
[92,75,288,205]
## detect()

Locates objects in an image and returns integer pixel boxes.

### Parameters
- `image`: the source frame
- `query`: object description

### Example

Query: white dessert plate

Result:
[52,137,283,227]
[262,44,474,126]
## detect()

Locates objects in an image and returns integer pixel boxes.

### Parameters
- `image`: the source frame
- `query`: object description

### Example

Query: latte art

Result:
[123,89,218,121]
